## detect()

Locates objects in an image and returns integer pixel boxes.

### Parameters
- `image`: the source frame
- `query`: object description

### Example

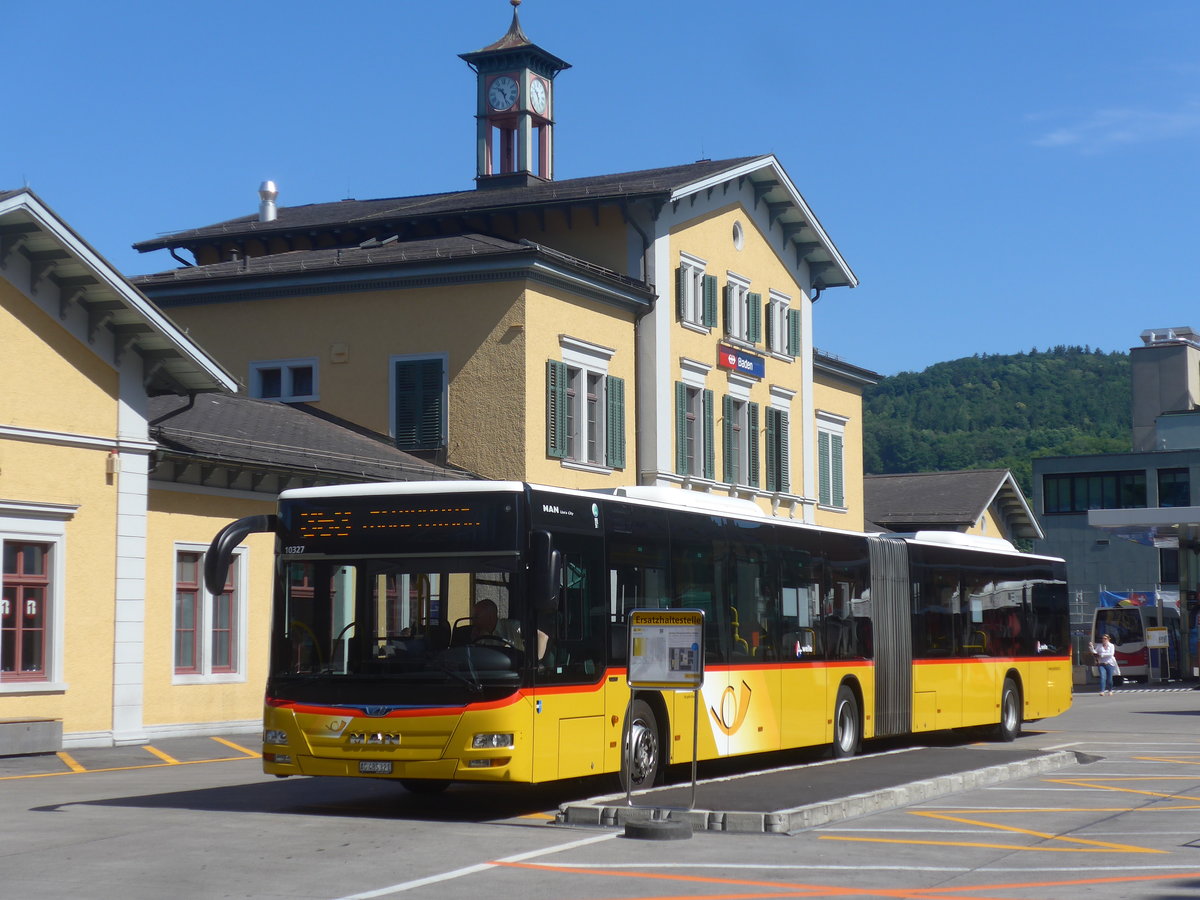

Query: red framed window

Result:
[174,552,202,674]
[175,550,238,676]
[2,541,50,682]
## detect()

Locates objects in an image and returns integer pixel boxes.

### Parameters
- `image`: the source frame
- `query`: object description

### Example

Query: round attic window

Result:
[732,220,745,250]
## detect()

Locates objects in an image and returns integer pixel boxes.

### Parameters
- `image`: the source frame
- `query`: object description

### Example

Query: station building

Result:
[132,5,876,531]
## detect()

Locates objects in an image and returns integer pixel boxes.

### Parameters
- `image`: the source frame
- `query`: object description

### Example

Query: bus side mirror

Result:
[531,531,562,615]
[205,514,277,595]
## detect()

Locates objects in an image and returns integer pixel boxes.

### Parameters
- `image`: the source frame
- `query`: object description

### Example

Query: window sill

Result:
[0,680,67,695]
[172,673,247,686]
[681,321,711,335]
[561,460,615,475]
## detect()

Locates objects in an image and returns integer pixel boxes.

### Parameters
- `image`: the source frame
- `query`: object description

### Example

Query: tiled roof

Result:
[864,469,1042,540]
[149,392,473,483]
[132,157,764,252]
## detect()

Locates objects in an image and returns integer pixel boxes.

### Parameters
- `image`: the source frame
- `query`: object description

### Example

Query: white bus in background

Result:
[1091,602,1181,682]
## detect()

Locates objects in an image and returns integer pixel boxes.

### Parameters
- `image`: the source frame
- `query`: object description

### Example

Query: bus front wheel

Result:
[994,677,1022,742]
[831,684,861,759]
[623,699,662,789]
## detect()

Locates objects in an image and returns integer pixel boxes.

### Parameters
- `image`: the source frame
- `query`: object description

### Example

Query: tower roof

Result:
[459,0,570,74]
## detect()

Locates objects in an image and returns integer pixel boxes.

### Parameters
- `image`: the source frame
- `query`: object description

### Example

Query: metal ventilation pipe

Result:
[258,180,278,222]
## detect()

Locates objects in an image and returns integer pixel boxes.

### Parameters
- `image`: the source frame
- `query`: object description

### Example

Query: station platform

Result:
[557,744,1084,835]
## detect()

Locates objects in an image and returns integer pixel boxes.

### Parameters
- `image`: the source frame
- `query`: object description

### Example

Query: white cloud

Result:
[1032,102,1200,152]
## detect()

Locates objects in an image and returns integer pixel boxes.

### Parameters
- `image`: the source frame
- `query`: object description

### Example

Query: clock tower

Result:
[460,1,570,188]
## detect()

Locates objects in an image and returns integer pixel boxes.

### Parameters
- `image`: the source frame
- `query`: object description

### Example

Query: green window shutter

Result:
[722,394,735,484]
[818,430,831,505]
[546,360,568,459]
[831,433,844,507]
[606,375,626,469]
[676,266,688,321]
[702,389,715,481]
[395,357,444,451]
[675,381,688,474]
[787,308,801,357]
[722,283,733,335]
[702,275,718,327]
[765,301,775,349]
[748,402,760,488]
[766,408,778,493]
[778,410,790,493]
[747,292,762,344]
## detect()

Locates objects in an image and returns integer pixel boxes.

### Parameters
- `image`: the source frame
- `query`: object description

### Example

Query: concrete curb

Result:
[556,749,1081,835]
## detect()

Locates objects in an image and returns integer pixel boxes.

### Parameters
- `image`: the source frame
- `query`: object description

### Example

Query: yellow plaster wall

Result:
[164,281,527,477]
[1,281,122,733]
[668,203,812,507]
[1,281,118,436]
[497,205,632,276]
[143,490,277,728]
[523,285,638,488]
[814,371,866,532]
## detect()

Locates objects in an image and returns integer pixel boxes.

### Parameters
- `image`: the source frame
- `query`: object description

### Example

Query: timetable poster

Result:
[627,609,704,689]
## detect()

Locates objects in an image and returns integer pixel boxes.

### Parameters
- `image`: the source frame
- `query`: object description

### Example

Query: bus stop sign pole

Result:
[624,609,705,811]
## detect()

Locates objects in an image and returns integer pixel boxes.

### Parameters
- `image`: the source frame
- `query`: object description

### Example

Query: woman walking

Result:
[1092,633,1120,695]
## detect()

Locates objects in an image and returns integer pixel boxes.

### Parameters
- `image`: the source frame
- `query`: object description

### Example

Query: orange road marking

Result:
[56,752,86,773]
[491,862,1200,900]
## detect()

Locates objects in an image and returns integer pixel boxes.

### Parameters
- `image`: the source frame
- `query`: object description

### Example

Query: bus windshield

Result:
[272,555,529,706]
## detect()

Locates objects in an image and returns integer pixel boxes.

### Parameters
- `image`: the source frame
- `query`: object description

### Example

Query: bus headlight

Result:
[264,729,289,745]
[472,733,514,749]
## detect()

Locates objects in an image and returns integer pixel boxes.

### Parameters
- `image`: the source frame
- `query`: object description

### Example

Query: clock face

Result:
[488,75,518,111]
[529,78,548,115]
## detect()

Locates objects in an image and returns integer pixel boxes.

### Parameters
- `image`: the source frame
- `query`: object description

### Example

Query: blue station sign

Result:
[717,345,765,379]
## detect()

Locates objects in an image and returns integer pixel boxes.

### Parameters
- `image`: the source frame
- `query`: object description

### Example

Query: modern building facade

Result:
[132,6,876,530]
[1033,328,1200,677]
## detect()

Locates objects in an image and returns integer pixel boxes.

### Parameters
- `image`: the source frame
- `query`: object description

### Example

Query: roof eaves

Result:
[0,189,236,394]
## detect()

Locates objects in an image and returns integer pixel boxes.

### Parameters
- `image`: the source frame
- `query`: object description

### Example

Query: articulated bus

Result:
[205,481,1072,791]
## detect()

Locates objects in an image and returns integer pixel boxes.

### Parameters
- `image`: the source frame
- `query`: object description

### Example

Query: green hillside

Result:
[863,346,1131,493]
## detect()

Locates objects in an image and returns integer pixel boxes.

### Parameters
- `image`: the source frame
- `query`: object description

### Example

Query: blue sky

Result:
[5,0,1197,376]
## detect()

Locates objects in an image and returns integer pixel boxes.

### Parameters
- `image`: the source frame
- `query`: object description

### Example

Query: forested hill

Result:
[863,346,1131,493]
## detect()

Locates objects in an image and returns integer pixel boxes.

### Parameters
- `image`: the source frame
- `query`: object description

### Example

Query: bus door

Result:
[529,525,608,782]
[777,540,828,749]
[605,502,672,772]
[724,518,782,757]
[868,537,911,737]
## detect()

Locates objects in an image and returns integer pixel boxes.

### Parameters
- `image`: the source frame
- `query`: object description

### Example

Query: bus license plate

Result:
[359,761,393,775]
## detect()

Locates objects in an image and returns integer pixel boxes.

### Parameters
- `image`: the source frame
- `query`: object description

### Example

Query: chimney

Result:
[258,180,278,222]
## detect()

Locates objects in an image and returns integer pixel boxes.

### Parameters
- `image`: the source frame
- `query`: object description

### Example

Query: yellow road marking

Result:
[56,752,87,774]
[210,736,260,758]
[910,810,1164,853]
[1047,777,1200,801]
[143,745,180,765]
[820,833,1158,853]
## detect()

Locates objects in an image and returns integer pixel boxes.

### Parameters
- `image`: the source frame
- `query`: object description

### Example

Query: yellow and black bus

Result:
[206,481,1072,791]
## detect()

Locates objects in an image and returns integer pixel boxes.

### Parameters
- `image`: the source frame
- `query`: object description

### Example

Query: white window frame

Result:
[767,290,791,357]
[678,252,708,331]
[724,272,753,343]
[172,542,248,685]
[560,336,616,472]
[817,411,849,510]
[249,357,319,402]
[0,503,74,694]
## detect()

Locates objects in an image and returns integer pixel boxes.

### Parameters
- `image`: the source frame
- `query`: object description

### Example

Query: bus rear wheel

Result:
[831,684,861,759]
[622,699,662,789]
[994,677,1022,742]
